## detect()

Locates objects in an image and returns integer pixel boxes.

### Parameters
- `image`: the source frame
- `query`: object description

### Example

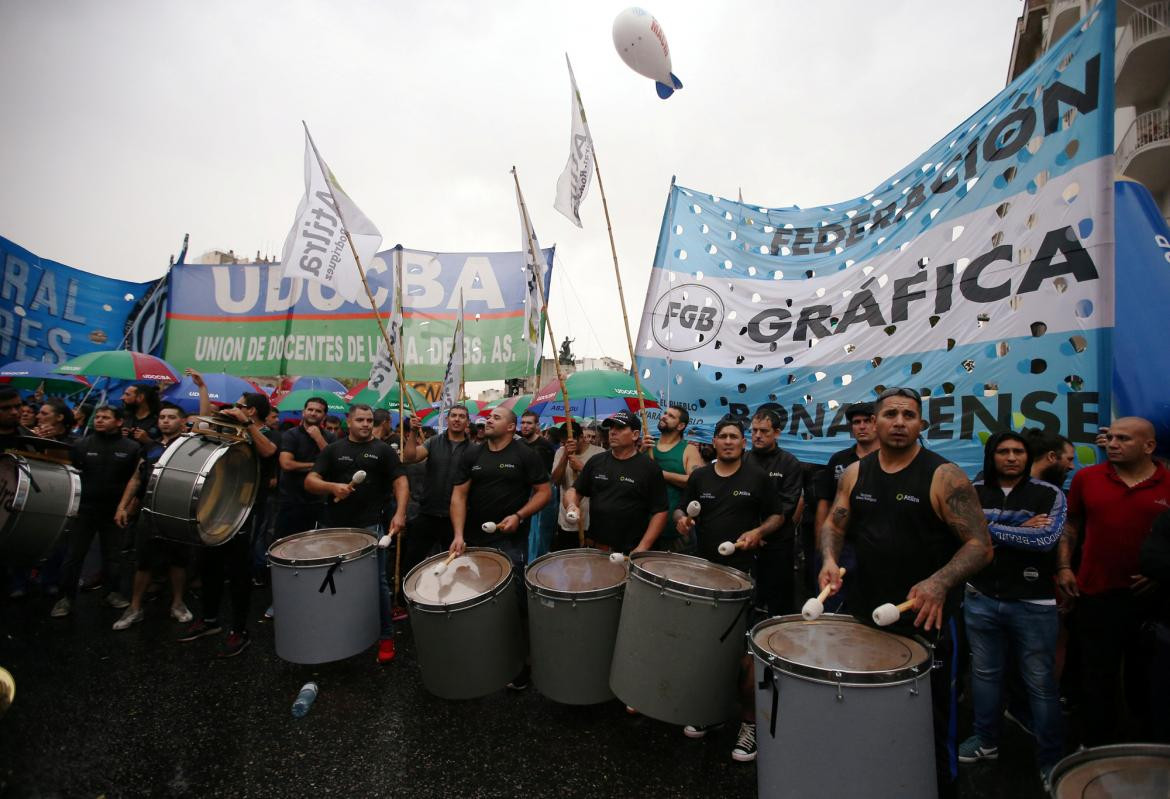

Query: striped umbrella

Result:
[478,394,533,417]
[276,389,349,415]
[56,350,180,383]
[527,370,658,422]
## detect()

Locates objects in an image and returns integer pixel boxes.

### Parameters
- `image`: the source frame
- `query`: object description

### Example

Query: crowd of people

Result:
[2,377,1168,796]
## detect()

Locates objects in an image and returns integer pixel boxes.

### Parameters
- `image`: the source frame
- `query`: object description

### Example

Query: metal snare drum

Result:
[144,432,259,546]
[609,551,754,726]
[403,548,523,700]
[1048,743,1170,798]
[0,453,81,563]
[525,548,628,705]
[748,614,935,799]
[268,528,379,665]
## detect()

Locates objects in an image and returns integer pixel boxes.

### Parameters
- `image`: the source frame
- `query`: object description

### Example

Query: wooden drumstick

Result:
[801,567,846,621]
[333,470,367,502]
[872,598,918,627]
[431,551,458,576]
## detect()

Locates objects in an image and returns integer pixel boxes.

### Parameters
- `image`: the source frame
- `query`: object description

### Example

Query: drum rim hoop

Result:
[0,454,82,527]
[524,547,627,600]
[1048,743,1170,788]
[627,550,754,600]
[402,547,516,612]
[267,528,378,567]
[747,613,933,686]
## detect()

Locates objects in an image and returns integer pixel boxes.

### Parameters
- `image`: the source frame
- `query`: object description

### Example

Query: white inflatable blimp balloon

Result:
[612,7,683,99]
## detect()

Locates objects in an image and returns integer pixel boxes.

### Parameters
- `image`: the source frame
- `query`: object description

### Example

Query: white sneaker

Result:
[170,603,193,623]
[50,597,72,618]
[683,723,722,739]
[112,607,145,630]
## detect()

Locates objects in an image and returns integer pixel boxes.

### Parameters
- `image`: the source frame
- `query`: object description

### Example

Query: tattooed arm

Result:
[911,463,994,631]
[817,462,858,596]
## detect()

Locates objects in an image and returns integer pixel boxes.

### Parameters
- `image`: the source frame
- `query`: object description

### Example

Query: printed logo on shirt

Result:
[768,472,783,479]
[471,465,482,472]
[895,493,921,504]
[732,489,752,497]
[855,492,878,503]
[699,492,716,500]
[594,473,609,481]
[1022,567,1040,582]
[338,455,354,464]
[498,463,517,470]
[362,453,380,460]
[619,476,635,484]
[114,452,130,459]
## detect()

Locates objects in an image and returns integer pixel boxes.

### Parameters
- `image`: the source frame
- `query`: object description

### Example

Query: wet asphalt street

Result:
[0,583,1047,798]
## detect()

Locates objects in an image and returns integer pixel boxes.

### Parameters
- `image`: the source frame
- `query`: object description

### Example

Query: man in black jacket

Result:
[958,431,1067,779]
[51,406,141,618]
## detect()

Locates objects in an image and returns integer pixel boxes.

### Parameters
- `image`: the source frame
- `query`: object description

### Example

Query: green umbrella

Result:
[276,389,349,414]
[348,383,429,413]
[478,394,533,417]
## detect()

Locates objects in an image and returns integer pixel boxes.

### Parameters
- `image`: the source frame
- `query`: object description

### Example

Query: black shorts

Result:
[134,516,190,571]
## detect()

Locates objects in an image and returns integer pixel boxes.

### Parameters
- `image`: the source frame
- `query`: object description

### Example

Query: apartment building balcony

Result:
[1116,1,1170,108]
[1117,106,1170,196]
[1045,0,1084,49]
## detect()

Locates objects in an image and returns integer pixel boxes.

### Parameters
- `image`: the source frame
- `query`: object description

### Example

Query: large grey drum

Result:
[403,548,523,700]
[749,614,936,799]
[609,551,754,726]
[525,548,628,705]
[144,432,259,546]
[267,528,379,664]
[0,453,81,563]
[1048,743,1170,798]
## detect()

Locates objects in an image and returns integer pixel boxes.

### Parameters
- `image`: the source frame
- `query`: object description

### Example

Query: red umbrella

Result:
[56,350,180,383]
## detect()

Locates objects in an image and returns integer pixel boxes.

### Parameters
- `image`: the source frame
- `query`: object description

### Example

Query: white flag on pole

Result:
[438,313,464,412]
[553,55,595,228]
[280,125,382,302]
[515,176,546,372]
[367,253,403,400]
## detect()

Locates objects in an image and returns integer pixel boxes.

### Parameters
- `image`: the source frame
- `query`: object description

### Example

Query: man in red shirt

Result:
[1057,416,1170,744]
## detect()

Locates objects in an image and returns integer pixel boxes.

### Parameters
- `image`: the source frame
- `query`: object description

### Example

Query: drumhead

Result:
[1049,744,1170,798]
[629,551,753,600]
[403,547,514,612]
[749,614,931,685]
[525,548,627,600]
[268,528,376,567]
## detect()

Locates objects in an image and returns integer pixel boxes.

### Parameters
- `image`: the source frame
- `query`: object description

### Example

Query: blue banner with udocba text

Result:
[0,234,162,365]
[634,2,1117,474]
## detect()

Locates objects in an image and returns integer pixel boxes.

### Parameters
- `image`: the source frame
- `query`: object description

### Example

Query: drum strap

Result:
[16,461,41,494]
[318,560,342,595]
[717,599,750,643]
[756,666,780,738]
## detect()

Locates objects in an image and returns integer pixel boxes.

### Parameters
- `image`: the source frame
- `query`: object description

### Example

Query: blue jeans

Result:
[964,588,1063,770]
[364,524,393,640]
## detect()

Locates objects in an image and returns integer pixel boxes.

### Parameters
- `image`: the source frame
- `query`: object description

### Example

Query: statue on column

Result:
[559,337,575,365]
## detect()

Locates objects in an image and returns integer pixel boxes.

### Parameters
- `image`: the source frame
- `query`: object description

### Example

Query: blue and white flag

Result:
[634,2,1117,473]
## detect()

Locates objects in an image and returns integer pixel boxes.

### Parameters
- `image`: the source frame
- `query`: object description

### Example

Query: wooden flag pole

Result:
[302,123,419,419]
[458,289,466,404]
[512,166,575,445]
[392,248,406,613]
[587,138,650,434]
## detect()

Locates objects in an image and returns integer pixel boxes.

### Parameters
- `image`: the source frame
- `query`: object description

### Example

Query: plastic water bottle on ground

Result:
[291,682,318,718]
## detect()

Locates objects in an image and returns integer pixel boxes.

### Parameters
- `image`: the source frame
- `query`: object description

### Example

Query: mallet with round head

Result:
[333,470,367,502]
[800,567,847,621]
[431,551,459,576]
[872,598,918,627]
[481,521,498,533]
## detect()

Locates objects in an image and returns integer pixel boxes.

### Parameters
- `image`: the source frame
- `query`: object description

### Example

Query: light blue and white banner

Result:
[635,3,1116,473]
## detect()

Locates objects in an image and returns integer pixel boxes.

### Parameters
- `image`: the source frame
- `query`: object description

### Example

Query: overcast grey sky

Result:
[0,0,1025,368]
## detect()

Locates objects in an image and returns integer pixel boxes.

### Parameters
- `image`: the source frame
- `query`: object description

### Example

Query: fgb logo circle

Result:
[651,283,724,352]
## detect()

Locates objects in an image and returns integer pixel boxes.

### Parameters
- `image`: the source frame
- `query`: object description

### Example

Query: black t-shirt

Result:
[684,458,780,573]
[453,439,549,545]
[255,426,283,502]
[573,450,668,552]
[0,425,32,452]
[524,435,556,473]
[747,445,803,543]
[123,412,160,445]
[814,445,862,503]
[279,425,334,503]
[312,437,404,528]
[73,431,141,512]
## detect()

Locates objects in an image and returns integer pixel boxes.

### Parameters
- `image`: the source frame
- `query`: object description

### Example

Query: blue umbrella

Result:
[162,373,260,412]
[290,376,348,395]
[0,360,90,394]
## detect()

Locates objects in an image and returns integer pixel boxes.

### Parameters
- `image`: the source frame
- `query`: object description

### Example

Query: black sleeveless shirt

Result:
[847,447,960,632]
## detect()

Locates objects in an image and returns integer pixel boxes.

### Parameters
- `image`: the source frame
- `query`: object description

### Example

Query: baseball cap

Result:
[845,402,875,420]
[602,410,641,431]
